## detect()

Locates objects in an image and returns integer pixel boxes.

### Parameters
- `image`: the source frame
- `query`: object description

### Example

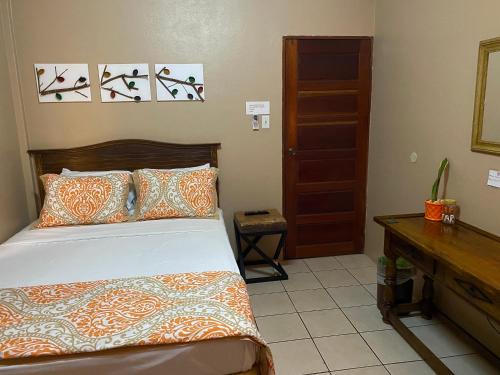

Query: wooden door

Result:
[283,37,372,259]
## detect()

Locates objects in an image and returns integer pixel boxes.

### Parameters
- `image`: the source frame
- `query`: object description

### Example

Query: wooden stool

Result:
[234,209,288,283]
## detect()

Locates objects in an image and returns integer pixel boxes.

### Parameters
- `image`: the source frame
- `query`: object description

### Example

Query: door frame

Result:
[282,36,373,259]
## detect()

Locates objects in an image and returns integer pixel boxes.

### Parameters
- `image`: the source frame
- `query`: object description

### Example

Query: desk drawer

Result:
[442,268,500,322]
[391,236,435,275]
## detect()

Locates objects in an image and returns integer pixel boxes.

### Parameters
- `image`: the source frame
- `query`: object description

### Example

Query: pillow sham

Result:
[61,168,136,214]
[133,168,218,220]
[37,173,130,228]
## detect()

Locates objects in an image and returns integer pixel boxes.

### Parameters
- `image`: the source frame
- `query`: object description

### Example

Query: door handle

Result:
[288,148,297,156]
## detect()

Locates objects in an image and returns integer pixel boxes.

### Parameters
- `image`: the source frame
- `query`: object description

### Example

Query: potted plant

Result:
[424,158,449,221]
[376,256,415,309]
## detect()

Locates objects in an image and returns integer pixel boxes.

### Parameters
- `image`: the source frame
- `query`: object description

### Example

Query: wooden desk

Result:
[374,213,500,375]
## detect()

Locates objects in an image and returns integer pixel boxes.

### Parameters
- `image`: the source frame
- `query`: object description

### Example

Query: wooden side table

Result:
[234,209,288,283]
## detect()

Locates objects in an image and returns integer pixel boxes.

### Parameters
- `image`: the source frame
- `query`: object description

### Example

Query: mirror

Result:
[472,37,500,155]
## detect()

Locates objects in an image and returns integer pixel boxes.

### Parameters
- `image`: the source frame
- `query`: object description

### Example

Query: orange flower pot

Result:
[424,200,443,221]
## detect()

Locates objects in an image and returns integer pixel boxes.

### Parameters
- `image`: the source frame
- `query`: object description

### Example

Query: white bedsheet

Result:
[0,211,257,375]
[0,210,239,288]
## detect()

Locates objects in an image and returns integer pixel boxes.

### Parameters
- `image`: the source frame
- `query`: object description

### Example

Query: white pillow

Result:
[61,168,136,214]
[61,168,131,177]
[144,163,210,172]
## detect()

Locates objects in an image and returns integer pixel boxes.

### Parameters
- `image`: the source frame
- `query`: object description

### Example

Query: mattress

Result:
[0,211,257,375]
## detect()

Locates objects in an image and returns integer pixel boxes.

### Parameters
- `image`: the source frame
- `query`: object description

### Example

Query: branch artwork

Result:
[155,64,205,102]
[98,64,151,102]
[34,64,91,102]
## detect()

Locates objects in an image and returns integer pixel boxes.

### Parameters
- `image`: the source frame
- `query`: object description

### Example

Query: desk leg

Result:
[421,275,434,320]
[382,230,397,324]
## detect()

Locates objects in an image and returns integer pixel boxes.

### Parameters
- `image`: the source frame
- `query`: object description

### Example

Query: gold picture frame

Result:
[471,37,500,155]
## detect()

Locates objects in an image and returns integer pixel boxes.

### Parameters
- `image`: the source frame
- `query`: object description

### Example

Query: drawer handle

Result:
[454,278,493,304]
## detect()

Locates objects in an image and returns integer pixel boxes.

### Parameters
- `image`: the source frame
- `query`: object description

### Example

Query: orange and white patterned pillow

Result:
[134,168,218,220]
[37,173,130,228]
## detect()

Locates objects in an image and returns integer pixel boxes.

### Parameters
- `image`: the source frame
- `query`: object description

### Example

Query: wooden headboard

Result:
[28,139,221,213]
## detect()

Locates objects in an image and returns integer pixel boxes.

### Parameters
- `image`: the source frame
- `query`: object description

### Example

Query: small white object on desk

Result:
[487,169,500,188]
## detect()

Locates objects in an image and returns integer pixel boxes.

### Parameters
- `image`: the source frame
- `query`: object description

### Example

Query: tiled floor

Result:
[246,254,500,375]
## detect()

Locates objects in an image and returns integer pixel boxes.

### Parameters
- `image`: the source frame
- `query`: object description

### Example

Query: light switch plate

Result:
[252,115,259,131]
[261,115,270,128]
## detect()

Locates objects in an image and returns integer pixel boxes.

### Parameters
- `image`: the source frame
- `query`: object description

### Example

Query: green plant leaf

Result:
[172,89,178,96]
[55,93,62,101]
[188,76,195,83]
[128,81,135,88]
[431,158,449,201]
[378,256,413,270]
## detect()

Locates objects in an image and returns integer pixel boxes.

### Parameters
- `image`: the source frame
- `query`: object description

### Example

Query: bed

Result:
[0,140,273,375]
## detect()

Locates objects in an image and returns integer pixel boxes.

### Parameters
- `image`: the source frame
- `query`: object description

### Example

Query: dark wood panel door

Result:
[283,37,372,258]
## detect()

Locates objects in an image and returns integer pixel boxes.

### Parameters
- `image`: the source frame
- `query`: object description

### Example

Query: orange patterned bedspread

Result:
[0,271,274,374]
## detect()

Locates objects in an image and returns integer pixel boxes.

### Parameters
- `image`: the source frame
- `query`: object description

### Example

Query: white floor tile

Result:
[282,272,323,291]
[342,305,391,332]
[246,281,284,295]
[314,333,381,371]
[268,339,328,375]
[249,253,495,375]
[362,330,421,364]
[245,265,278,278]
[442,353,500,375]
[385,361,435,375]
[256,313,309,342]
[410,324,476,357]
[250,292,295,316]
[304,256,344,271]
[288,288,338,312]
[332,366,390,375]
[315,269,360,288]
[385,354,500,375]
[281,259,310,274]
[363,283,378,298]
[400,313,440,328]
[328,285,376,307]
[348,267,377,284]
[336,254,376,269]
[300,309,356,337]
